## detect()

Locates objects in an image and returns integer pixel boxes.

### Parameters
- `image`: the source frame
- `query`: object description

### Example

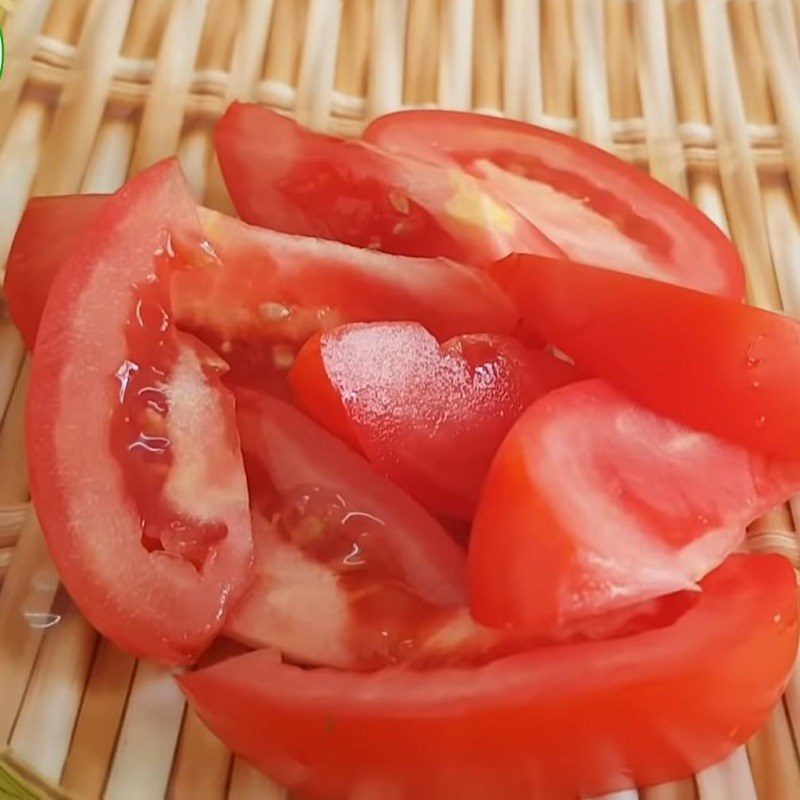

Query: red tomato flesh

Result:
[6,196,519,395]
[225,391,474,668]
[469,379,800,634]
[214,102,562,267]
[5,193,106,349]
[365,110,745,299]
[493,253,800,459]
[290,322,580,519]
[26,160,253,665]
[226,392,673,669]
[181,554,798,799]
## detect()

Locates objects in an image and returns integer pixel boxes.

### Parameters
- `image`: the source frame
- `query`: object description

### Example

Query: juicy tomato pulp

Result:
[181,555,799,799]
[365,110,745,299]
[227,392,674,670]
[290,322,580,519]
[469,379,800,634]
[26,160,253,665]
[215,102,562,268]
[6,196,519,397]
[110,276,231,569]
[226,392,471,669]
[493,253,800,459]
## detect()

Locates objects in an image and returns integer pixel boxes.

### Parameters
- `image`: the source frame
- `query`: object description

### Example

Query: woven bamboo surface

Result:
[1,0,800,797]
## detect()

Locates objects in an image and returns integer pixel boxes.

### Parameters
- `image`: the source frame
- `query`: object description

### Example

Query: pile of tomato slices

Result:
[10,104,800,799]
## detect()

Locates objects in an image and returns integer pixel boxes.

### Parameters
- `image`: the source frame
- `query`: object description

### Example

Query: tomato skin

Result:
[5,194,106,349]
[27,160,253,665]
[290,322,580,519]
[5,196,519,379]
[468,379,800,633]
[492,253,800,458]
[365,110,745,300]
[214,102,561,267]
[181,554,798,799]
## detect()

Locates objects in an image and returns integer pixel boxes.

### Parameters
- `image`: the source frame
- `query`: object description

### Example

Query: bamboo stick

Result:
[366,0,407,119]
[696,747,759,800]
[104,661,185,800]
[31,0,135,196]
[571,0,612,150]
[438,0,474,110]
[129,0,212,173]
[541,0,574,120]
[404,0,439,105]
[9,587,95,782]
[60,640,136,799]
[696,0,782,311]
[472,0,501,112]
[0,512,58,743]
[502,0,541,121]
[0,0,55,145]
[295,0,343,129]
[168,708,230,800]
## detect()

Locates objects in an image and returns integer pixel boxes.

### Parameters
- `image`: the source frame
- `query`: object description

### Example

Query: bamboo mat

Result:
[1,0,800,798]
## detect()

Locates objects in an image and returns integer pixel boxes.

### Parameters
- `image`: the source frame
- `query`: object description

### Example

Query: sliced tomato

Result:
[5,194,106,349]
[173,207,518,386]
[26,160,253,665]
[226,393,672,669]
[290,322,580,519]
[5,196,518,394]
[214,102,562,268]
[225,391,470,668]
[469,379,800,634]
[493,253,800,458]
[182,554,798,799]
[365,110,745,299]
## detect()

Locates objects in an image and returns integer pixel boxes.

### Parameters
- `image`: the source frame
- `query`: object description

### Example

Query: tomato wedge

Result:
[290,322,580,519]
[493,253,800,458]
[181,554,797,799]
[6,196,518,391]
[225,391,473,668]
[365,110,745,299]
[26,160,253,665]
[469,379,800,634]
[5,194,106,349]
[226,393,671,669]
[214,102,562,267]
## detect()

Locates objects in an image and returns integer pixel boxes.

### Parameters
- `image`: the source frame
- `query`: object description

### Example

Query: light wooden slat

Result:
[404,0,439,105]
[295,0,343,129]
[747,701,800,800]
[130,0,212,173]
[571,0,612,149]
[335,0,372,96]
[757,0,800,212]
[9,588,96,783]
[642,779,698,800]
[60,640,137,800]
[0,0,55,145]
[32,0,135,195]
[696,747,759,800]
[104,661,185,800]
[633,0,688,195]
[438,0,474,109]
[696,0,781,311]
[605,0,640,121]
[502,0,542,121]
[0,359,30,509]
[0,513,58,743]
[541,0,574,118]
[472,0,501,112]
[169,708,230,800]
[366,0,408,119]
